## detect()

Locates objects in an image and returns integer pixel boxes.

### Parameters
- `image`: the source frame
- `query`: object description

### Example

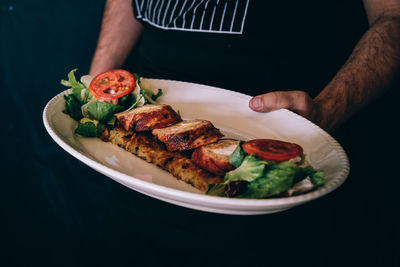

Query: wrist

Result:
[313,94,347,132]
[89,54,120,76]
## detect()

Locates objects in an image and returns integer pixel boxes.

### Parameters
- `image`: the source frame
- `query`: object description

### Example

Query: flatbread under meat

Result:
[101,127,223,192]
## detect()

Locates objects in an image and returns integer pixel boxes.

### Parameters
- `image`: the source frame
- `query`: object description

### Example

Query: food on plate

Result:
[88,69,136,102]
[207,140,325,198]
[115,104,182,131]
[61,68,325,198]
[152,120,223,151]
[191,139,241,176]
[61,69,163,137]
[242,139,303,162]
[101,127,223,192]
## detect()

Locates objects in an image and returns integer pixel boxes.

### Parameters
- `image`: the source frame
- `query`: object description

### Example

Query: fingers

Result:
[249,91,315,117]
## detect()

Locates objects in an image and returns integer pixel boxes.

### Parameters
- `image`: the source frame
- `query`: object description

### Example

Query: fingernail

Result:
[250,97,263,110]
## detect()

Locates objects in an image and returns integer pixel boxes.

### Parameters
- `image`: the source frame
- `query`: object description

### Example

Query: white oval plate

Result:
[43,79,349,215]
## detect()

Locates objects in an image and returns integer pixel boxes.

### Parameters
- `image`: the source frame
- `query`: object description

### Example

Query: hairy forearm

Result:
[89,0,142,76]
[314,14,400,131]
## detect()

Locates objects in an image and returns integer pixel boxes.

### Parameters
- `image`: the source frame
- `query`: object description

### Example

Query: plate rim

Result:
[43,78,350,208]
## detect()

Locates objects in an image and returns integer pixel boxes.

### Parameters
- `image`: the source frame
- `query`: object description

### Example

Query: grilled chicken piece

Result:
[115,104,182,131]
[152,120,223,151]
[101,127,223,192]
[191,139,241,176]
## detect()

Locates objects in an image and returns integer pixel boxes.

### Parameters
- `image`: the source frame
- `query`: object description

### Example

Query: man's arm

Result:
[249,0,400,132]
[89,0,142,76]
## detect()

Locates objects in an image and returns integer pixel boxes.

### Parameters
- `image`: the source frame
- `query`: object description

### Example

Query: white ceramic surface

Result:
[43,79,350,215]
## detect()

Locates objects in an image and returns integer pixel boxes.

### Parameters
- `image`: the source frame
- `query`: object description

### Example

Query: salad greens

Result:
[228,141,246,168]
[207,143,325,198]
[61,69,93,104]
[74,118,106,138]
[63,94,83,120]
[83,102,126,123]
[62,69,163,137]
[225,155,268,183]
[239,162,298,198]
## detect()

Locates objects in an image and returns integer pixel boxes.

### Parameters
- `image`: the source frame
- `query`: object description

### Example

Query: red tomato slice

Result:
[242,139,303,162]
[89,69,135,101]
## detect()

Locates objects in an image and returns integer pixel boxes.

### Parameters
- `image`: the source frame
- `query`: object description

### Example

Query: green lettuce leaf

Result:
[310,170,325,187]
[119,93,136,108]
[151,89,163,101]
[85,102,125,123]
[61,69,92,105]
[238,162,325,198]
[61,69,85,89]
[75,121,97,137]
[74,119,105,137]
[293,164,325,187]
[240,161,297,198]
[224,155,269,184]
[206,184,227,197]
[71,87,92,104]
[293,165,317,184]
[228,141,246,168]
[63,94,82,120]
[106,116,116,126]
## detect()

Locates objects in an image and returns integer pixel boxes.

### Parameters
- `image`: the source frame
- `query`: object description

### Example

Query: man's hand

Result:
[249,91,326,130]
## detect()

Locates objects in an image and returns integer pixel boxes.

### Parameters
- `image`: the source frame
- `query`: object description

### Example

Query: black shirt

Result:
[132,0,368,97]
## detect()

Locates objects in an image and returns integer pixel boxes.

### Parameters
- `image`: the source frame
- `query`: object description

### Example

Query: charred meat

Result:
[191,139,240,176]
[115,104,182,132]
[152,120,223,151]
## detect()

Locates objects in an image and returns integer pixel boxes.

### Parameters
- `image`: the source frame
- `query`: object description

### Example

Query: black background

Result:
[2,1,399,266]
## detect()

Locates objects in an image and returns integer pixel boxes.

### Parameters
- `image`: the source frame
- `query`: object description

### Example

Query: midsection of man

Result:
[131,0,368,97]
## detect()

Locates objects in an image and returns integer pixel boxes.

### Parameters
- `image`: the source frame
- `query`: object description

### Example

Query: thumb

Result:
[249,92,292,112]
